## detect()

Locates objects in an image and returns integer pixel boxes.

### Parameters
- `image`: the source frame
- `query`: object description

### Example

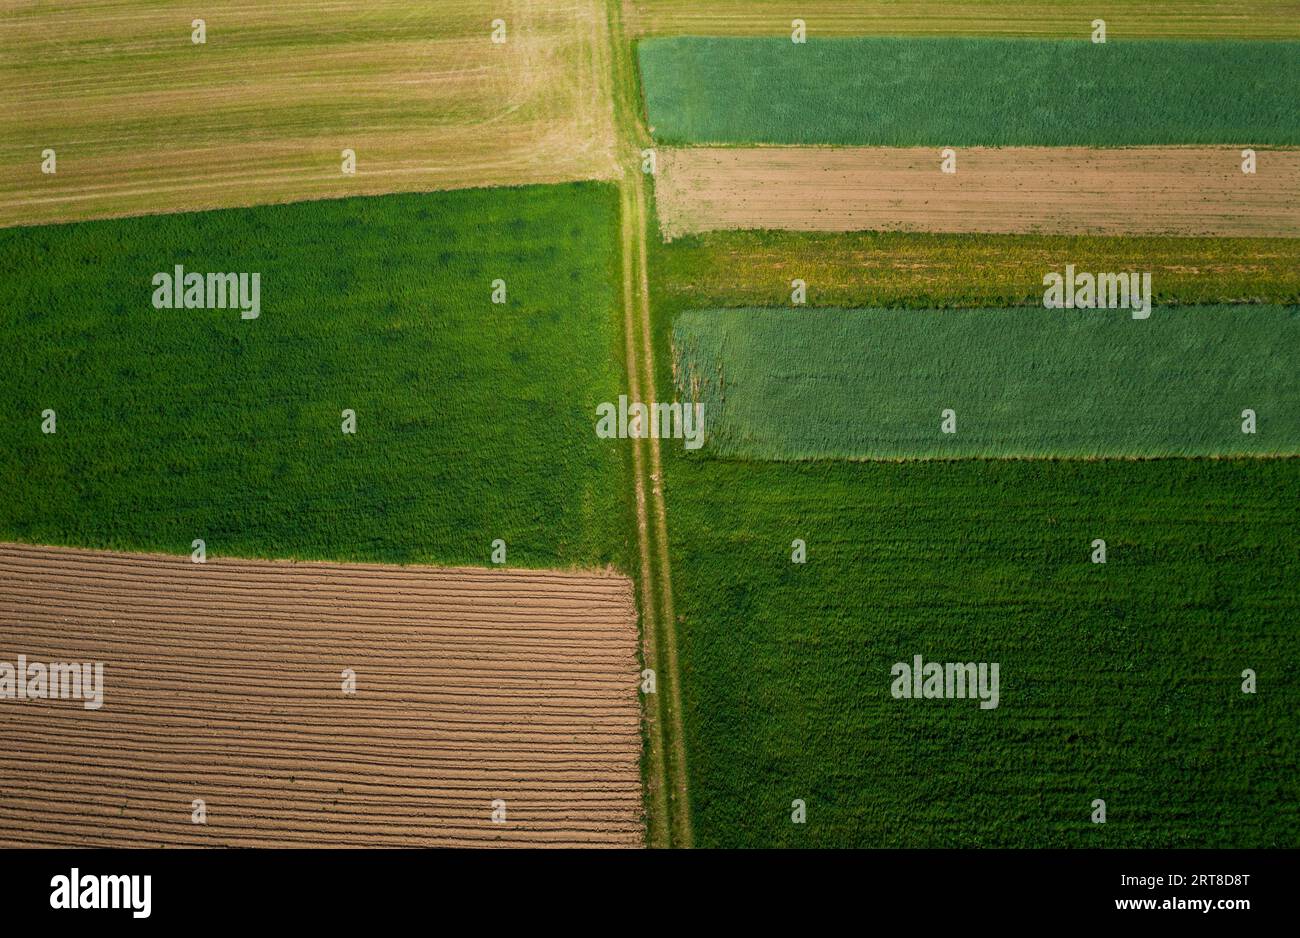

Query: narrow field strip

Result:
[639,37,1300,147]
[627,1,1300,39]
[655,147,1300,239]
[651,229,1300,310]
[673,305,1300,459]
[0,543,642,847]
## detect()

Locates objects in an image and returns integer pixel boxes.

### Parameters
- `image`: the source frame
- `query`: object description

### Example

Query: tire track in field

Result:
[606,0,692,847]
[0,543,642,847]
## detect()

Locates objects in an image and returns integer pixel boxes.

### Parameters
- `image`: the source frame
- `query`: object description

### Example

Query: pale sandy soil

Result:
[654,146,1300,239]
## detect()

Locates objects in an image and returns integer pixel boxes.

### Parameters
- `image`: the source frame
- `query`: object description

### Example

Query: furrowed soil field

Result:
[0,543,641,847]
[673,305,1300,459]
[627,1,1300,39]
[655,147,1300,239]
[653,230,1300,308]
[0,0,617,227]
[639,38,1300,146]
[0,183,631,569]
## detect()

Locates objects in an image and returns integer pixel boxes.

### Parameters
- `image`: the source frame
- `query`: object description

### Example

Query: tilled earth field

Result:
[655,146,1300,239]
[0,543,641,847]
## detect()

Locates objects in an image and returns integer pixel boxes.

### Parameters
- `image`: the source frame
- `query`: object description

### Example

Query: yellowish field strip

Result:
[626,0,1300,38]
[655,147,1300,239]
[0,543,642,847]
[0,0,617,227]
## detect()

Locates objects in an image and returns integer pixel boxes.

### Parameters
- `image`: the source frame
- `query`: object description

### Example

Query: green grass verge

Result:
[655,230,1300,309]
[640,37,1300,146]
[0,184,633,569]
[673,305,1300,459]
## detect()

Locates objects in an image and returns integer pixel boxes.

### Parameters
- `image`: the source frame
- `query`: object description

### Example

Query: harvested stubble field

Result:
[627,1,1300,39]
[0,543,641,847]
[0,0,617,227]
[639,37,1300,147]
[655,147,1300,239]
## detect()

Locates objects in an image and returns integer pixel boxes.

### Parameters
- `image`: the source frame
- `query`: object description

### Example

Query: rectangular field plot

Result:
[0,184,629,570]
[627,1,1300,39]
[0,0,616,227]
[672,305,1300,459]
[655,147,1300,239]
[0,543,641,847]
[652,230,1300,309]
[659,456,1300,848]
[639,37,1300,146]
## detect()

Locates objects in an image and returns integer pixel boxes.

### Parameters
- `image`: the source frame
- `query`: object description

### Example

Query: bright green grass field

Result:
[664,456,1299,847]
[639,37,1300,146]
[672,305,1300,459]
[0,184,632,569]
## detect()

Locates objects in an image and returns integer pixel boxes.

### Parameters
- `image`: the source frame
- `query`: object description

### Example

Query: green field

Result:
[655,230,1300,309]
[0,183,632,569]
[648,208,1299,847]
[639,37,1300,145]
[663,456,1299,847]
[673,305,1300,459]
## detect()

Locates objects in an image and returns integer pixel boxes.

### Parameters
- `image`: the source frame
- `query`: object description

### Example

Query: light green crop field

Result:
[639,37,1300,146]
[673,305,1300,459]
[628,0,1300,39]
[0,183,632,569]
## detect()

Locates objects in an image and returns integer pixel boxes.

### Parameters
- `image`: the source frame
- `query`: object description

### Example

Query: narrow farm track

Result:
[606,0,692,847]
[0,543,642,848]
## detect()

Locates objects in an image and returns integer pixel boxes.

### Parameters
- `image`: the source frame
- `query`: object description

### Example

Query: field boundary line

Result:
[607,0,693,847]
[620,181,672,848]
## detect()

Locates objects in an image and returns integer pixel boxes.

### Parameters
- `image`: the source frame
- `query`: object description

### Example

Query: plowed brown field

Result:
[0,543,641,847]
[654,147,1300,239]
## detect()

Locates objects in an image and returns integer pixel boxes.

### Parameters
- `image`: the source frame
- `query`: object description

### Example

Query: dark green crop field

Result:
[0,183,632,569]
[640,37,1300,146]
[673,305,1300,459]
[663,455,1299,847]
